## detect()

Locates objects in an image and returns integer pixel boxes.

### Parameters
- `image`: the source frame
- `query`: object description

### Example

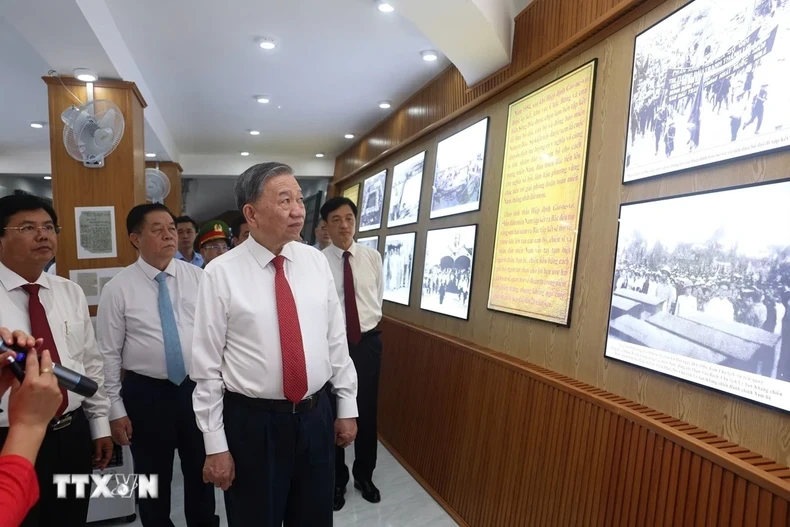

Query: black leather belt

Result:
[225,388,324,414]
[51,408,81,431]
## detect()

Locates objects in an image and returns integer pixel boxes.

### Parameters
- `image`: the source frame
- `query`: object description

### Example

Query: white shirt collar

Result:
[136,256,177,281]
[246,236,297,269]
[327,242,357,260]
[0,260,49,292]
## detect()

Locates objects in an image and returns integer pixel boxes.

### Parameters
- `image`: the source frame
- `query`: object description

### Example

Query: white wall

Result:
[183,177,329,223]
[0,174,52,199]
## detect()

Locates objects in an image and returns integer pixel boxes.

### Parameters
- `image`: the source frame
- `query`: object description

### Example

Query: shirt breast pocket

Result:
[60,316,86,363]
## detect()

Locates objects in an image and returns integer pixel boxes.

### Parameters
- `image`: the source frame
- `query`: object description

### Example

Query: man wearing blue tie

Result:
[97,204,219,527]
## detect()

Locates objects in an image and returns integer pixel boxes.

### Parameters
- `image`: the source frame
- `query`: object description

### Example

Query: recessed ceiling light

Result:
[73,68,98,82]
[29,122,45,129]
[145,152,156,158]
[344,134,355,139]
[378,101,392,109]
[421,50,439,62]
[256,96,270,104]
[315,153,325,158]
[240,151,250,156]
[44,176,52,180]
[377,1,395,13]
[249,130,260,136]
[259,38,276,50]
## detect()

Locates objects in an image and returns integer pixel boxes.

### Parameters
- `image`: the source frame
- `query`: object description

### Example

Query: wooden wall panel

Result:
[332,0,669,185]
[378,317,790,526]
[344,0,790,467]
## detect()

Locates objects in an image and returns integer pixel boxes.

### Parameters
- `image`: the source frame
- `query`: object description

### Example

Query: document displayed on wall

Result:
[69,267,124,306]
[343,183,360,207]
[75,206,117,259]
[623,0,790,183]
[488,60,597,326]
[605,179,790,412]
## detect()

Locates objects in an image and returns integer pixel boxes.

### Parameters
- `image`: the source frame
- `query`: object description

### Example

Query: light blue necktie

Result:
[155,272,187,385]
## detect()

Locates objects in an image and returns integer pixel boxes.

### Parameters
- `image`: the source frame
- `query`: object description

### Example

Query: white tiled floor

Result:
[92,441,458,527]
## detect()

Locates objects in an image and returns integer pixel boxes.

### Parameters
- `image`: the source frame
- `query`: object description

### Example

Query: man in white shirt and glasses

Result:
[320,196,384,510]
[97,203,219,527]
[0,194,113,527]
[192,162,358,527]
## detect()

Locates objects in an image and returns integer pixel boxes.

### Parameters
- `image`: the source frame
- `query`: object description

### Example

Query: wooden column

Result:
[43,76,147,288]
[145,161,183,215]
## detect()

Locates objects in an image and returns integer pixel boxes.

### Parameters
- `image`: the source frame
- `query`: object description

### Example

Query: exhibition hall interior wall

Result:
[337,0,790,466]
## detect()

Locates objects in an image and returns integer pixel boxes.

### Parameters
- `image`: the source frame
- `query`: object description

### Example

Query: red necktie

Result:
[272,256,308,403]
[343,251,362,345]
[21,284,69,416]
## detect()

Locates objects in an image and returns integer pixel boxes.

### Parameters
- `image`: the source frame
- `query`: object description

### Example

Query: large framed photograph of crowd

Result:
[359,170,387,232]
[387,151,425,227]
[430,118,489,219]
[605,179,790,412]
[420,225,477,320]
[383,232,416,306]
[623,0,790,183]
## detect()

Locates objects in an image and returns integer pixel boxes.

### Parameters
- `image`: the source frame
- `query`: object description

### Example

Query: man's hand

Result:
[203,451,235,491]
[93,436,114,470]
[335,418,357,448]
[110,416,133,446]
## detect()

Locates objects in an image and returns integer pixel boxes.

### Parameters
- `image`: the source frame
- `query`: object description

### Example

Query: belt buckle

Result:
[51,413,72,431]
[292,401,298,414]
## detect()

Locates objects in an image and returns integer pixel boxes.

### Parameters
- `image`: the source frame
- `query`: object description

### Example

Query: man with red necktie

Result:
[191,162,358,527]
[320,196,384,511]
[0,194,112,527]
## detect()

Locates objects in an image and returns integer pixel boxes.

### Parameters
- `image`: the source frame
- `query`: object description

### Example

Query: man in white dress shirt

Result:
[320,196,384,511]
[0,194,113,527]
[97,204,219,527]
[192,162,358,527]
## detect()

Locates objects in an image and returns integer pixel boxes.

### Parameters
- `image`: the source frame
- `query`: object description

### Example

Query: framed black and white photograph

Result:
[605,179,790,412]
[387,151,425,227]
[420,225,477,320]
[623,0,790,183]
[430,118,489,219]
[383,232,416,306]
[359,170,387,232]
[357,236,379,251]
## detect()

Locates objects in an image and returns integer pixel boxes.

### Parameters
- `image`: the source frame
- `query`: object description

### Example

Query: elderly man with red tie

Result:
[191,162,358,527]
[320,196,384,511]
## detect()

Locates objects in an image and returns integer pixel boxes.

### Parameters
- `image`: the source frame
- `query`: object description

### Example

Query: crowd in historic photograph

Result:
[624,0,790,181]
[420,225,477,319]
[387,151,424,227]
[359,170,386,231]
[606,182,790,382]
[430,118,488,218]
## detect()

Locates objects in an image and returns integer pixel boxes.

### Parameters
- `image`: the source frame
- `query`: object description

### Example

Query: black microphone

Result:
[0,342,99,398]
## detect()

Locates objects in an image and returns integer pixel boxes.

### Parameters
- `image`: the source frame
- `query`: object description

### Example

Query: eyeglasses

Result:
[3,225,61,237]
[203,244,228,252]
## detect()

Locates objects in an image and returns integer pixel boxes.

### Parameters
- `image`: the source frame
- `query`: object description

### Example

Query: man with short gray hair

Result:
[191,162,359,527]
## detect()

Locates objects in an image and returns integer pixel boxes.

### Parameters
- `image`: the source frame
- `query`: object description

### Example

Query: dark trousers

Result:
[123,371,218,527]
[0,408,92,527]
[333,332,382,487]
[223,388,335,527]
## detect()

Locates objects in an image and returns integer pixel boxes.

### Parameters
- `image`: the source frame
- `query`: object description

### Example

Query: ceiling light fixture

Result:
[256,96,270,104]
[378,101,392,109]
[421,50,439,62]
[249,130,260,136]
[315,153,325,158]
[240,151,250,156]
[44,176,52,180]
[73,68,98,82]
[29,122,45,129]
[377,1,395,13]
[259,38,277,50]
[145,152,156,158]
[344,134,355,139]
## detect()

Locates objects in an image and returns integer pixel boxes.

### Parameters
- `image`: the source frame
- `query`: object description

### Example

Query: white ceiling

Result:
[105,0,451,157]
[0,0,530,177]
